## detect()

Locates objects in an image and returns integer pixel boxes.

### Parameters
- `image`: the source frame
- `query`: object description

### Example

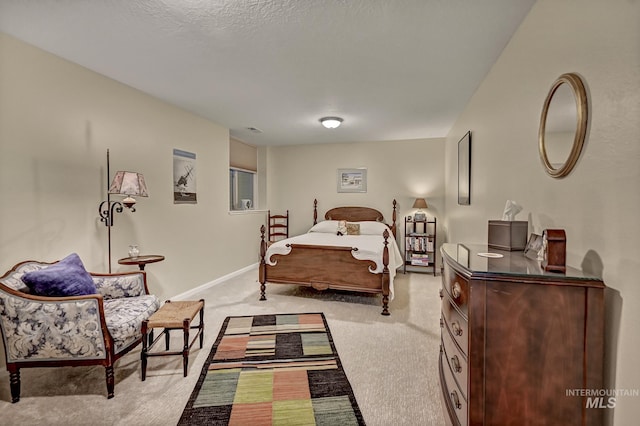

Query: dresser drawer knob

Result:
[452,282,462,299]
[439,289,443,299]
[451,355,462,373]
[452,321,463,337]
[451,390,462,410]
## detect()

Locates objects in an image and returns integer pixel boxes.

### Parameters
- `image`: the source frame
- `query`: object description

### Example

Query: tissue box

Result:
[488,220,528,251]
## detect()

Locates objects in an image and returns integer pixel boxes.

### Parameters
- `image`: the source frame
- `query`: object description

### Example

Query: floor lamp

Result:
[98,149,148,272]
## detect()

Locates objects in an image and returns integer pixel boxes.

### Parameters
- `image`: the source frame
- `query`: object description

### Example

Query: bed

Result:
[258,199,403,315]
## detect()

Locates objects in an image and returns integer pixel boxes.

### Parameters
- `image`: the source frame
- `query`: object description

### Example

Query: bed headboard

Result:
[313,199,397,237]
[324,206,384,222]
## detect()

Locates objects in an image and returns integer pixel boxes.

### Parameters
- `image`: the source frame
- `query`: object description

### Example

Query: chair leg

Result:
[141,319,149,381]
[9,367,20,403]
[105,365,115,399]
[199,299,205,349]
[182,319,190,377]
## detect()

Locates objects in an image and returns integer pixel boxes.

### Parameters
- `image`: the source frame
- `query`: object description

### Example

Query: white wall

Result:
[267,138,445,259]
[0,33,265,301]
[444,1,640,424]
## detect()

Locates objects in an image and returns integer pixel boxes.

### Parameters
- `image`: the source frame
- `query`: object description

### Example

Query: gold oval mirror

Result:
[538,73,589,178]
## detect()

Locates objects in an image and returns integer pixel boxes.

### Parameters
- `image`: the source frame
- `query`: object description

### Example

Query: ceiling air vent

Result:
[246,127,263,134]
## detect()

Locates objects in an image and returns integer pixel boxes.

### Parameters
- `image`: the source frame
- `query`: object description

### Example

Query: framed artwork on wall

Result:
[458,131,471,205]
[337,168,367,193]
[173,148,197,204]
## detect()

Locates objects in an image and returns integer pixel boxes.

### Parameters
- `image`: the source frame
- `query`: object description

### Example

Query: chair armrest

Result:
[91,271,150,299]
[0,286,110,363]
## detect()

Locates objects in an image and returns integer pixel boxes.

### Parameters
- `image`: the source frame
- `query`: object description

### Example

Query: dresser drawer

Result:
[441,300,468,356]
[442,325,468,399]
[439,347,468,426]
[442,261,469,315]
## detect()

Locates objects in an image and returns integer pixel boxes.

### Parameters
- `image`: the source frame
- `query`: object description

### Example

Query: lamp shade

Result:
[109,171,148,197]
[412,198,428,209]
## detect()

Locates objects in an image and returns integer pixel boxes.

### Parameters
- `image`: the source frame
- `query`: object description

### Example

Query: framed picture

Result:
[173,148,197,204]
[337,168,367,193]
[524,233,544,260]
[458,131,471,205]
[457,244,470,268]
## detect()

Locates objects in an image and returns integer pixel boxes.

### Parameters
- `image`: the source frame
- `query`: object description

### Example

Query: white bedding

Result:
[265,221,404,299]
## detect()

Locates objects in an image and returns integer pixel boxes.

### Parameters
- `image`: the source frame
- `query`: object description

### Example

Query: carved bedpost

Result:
[381,229,391,316]
[259,225,267,300]
[391,199,397,238]
[313,199,318,225]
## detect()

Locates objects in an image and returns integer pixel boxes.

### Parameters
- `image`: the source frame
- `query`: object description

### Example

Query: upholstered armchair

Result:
[0,257,160,402]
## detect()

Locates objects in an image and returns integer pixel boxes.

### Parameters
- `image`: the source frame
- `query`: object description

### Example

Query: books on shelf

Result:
[405,236,435,252]
[409,253,433,266]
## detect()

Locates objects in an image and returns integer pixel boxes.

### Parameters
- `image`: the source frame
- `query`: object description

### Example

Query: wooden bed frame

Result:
[259,199,397,315]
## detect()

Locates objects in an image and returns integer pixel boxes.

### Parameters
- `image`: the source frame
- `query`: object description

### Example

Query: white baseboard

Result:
[170,262,258,301]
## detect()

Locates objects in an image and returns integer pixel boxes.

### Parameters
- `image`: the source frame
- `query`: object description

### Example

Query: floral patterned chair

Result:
[0,258,160,402]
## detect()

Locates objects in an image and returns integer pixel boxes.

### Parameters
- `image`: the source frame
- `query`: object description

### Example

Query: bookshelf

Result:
[404,216,437,275]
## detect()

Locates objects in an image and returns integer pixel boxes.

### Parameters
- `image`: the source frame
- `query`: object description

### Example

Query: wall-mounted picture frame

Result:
[173,148,197,204]
[337,168,367,193]
[458,131,471,205]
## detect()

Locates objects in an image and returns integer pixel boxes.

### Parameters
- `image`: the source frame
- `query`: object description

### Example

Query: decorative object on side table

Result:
[98,149,149,272]
[128,245,140,258]
[524,233,544,260]
[542,229,566,273]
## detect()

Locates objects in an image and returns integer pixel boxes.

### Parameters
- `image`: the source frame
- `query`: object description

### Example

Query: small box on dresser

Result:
[488,220,528,251]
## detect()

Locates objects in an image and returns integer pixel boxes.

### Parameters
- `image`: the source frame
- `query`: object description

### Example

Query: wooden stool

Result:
[141,299,204,381]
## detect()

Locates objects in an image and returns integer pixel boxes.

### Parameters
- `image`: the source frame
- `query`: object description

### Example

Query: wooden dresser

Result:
[439,243,605,426]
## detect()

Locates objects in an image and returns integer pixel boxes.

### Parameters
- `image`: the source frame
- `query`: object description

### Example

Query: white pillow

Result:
[308,220,339,234]
[355,221,391,235]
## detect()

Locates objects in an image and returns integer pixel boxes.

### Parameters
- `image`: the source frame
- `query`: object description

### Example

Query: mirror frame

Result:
[538,73,589,178]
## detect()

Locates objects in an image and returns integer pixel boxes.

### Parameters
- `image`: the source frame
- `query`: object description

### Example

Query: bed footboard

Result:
[259,225,391,315]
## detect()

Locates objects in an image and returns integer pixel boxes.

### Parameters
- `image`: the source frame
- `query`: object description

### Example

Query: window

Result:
[229,167,256,210]
[229,138,258,211]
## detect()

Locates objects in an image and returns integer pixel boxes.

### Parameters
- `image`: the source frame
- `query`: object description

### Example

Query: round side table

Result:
[118,255,165,271]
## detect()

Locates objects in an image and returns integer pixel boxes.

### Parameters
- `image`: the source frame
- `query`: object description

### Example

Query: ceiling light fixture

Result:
[320,116,343,129]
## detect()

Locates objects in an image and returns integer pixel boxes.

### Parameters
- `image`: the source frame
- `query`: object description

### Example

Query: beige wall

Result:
[0,33,265,301]
[266,138,445,255]
[444,0,640,424]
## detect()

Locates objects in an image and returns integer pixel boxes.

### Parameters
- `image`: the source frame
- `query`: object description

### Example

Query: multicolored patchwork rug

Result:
[178,313,366,425]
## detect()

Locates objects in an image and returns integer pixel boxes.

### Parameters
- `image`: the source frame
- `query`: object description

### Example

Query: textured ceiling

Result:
[0,0,536,146]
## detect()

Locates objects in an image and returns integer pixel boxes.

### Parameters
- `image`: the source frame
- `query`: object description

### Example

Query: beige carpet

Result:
[0,268,445,426]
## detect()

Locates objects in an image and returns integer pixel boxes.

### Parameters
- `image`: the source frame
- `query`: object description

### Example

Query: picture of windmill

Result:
[173,149,197,203]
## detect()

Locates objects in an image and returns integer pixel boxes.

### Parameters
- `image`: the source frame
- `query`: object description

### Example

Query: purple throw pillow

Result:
[22,253,97,297]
